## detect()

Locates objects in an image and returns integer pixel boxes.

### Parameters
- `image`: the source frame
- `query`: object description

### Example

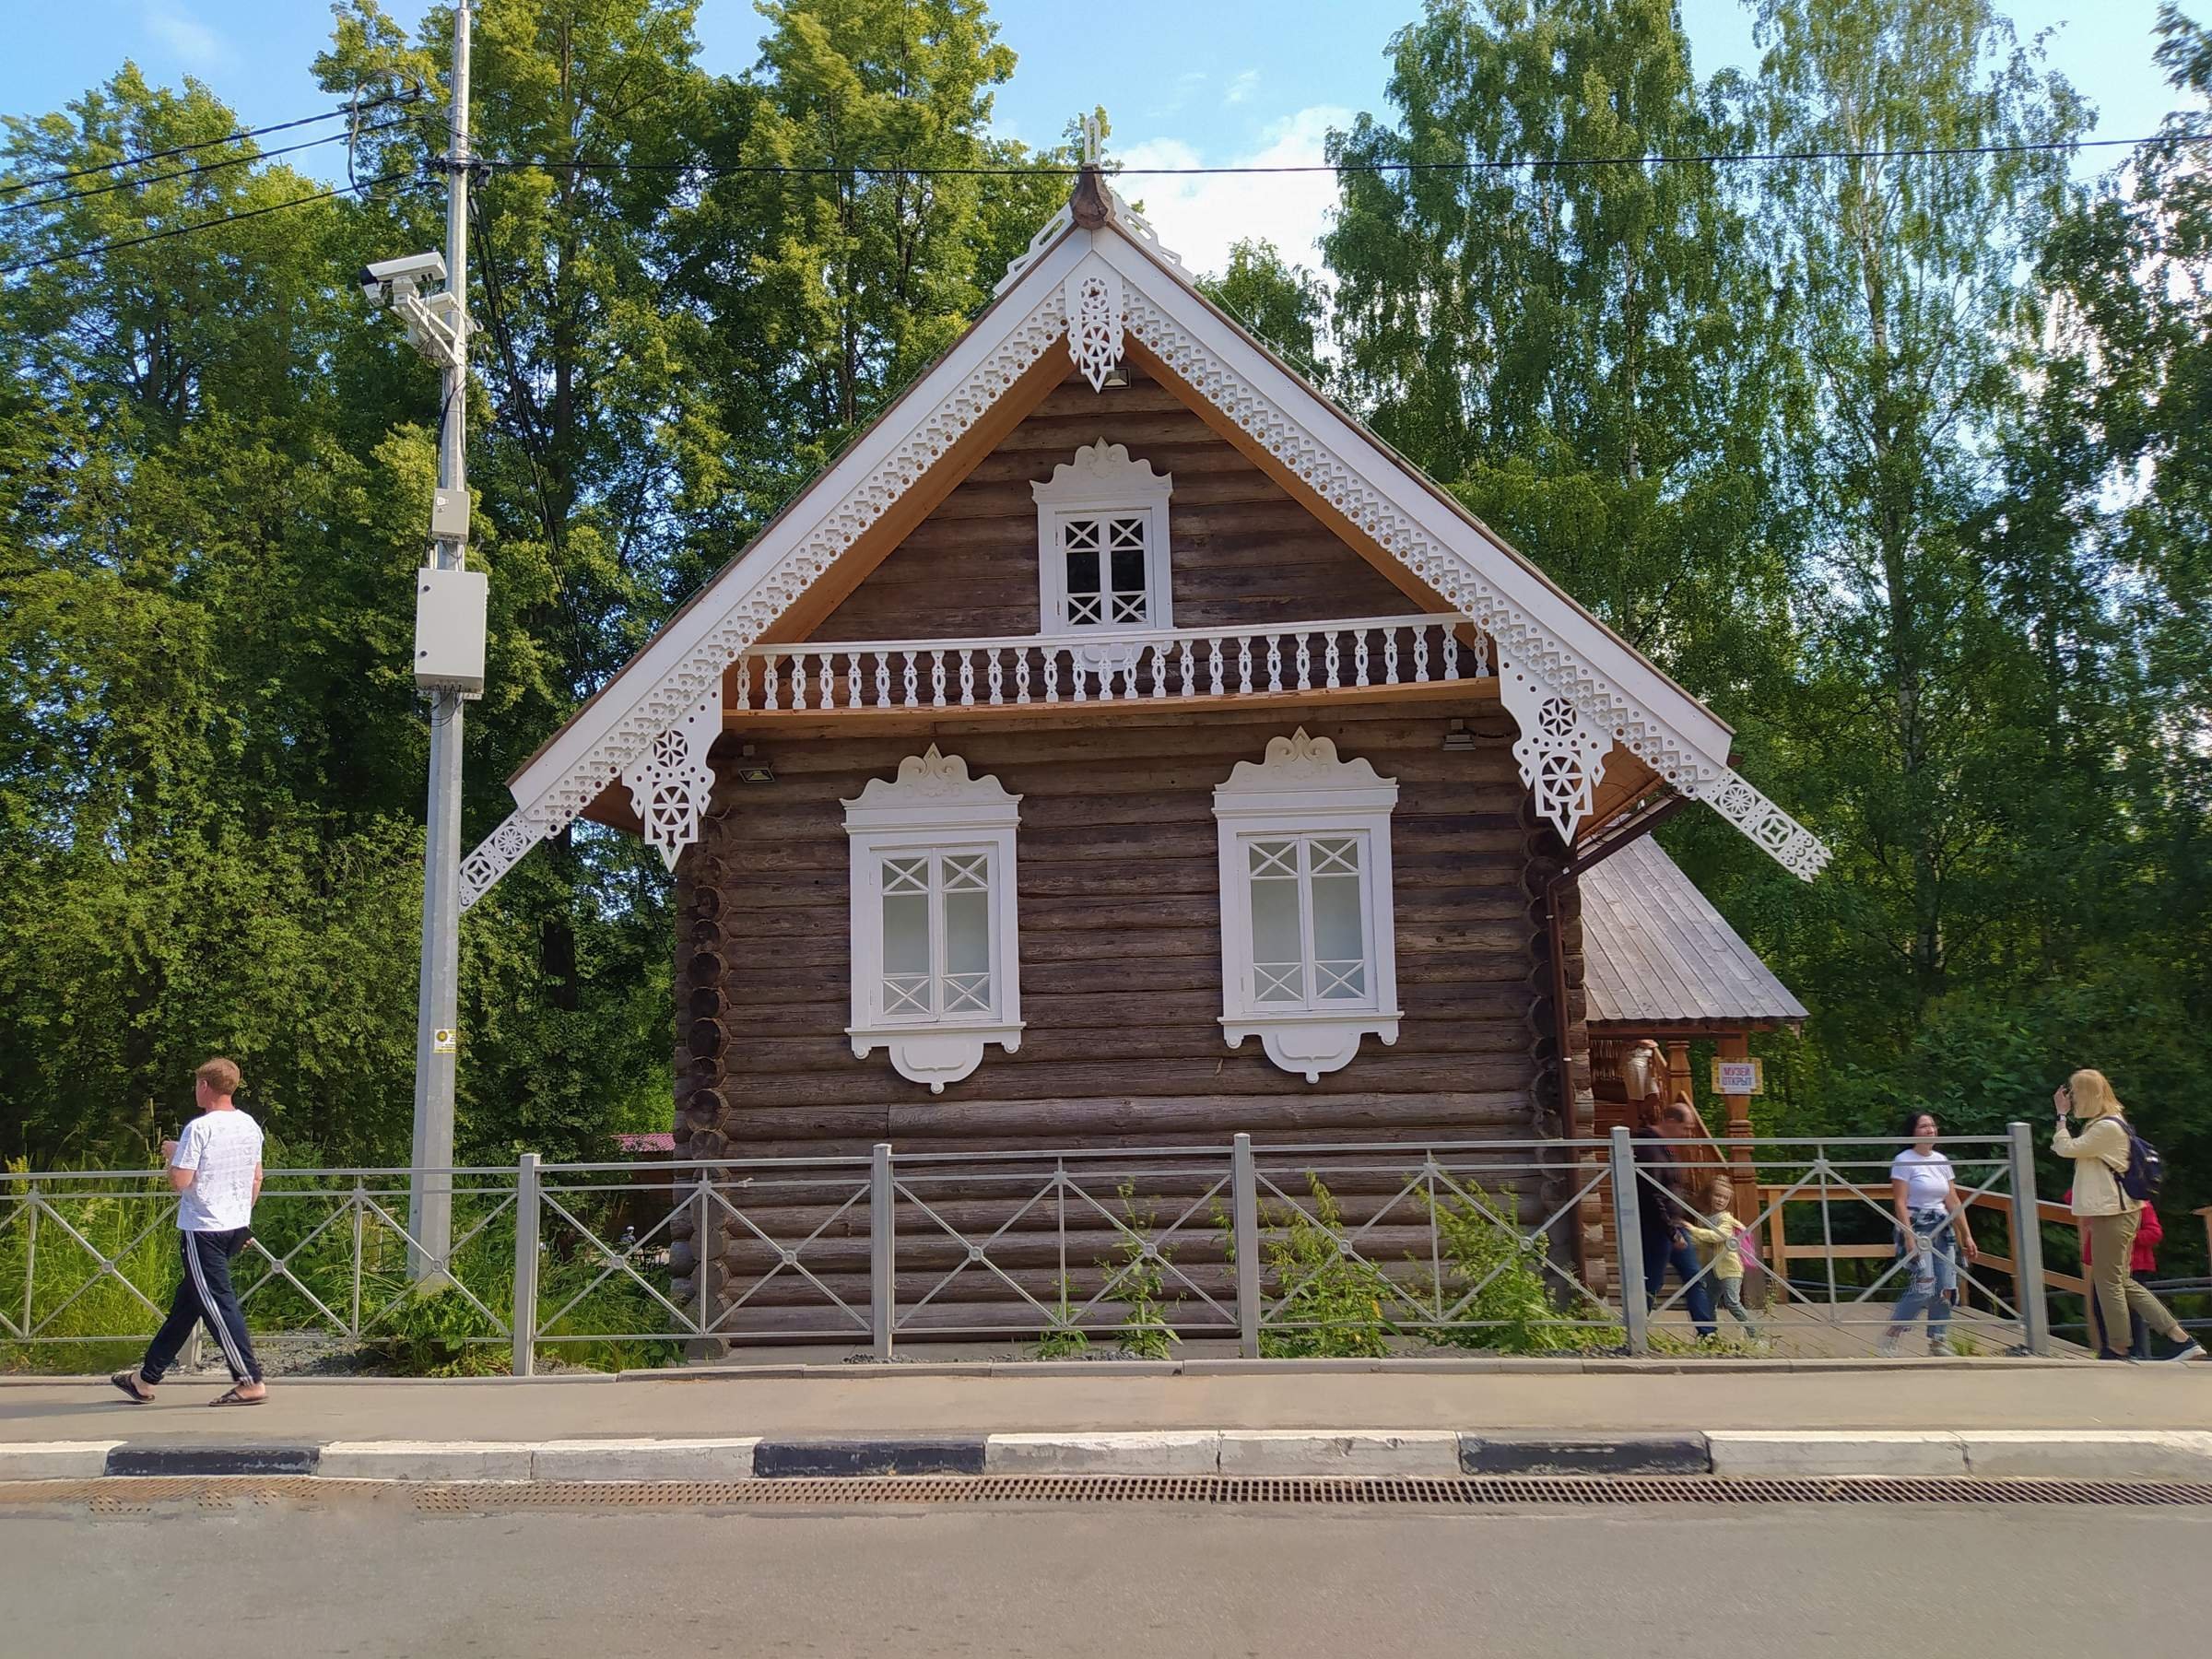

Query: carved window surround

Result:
[1031,440,1174,637]
[842,747,1023,1093]
[1214,730,1402,1081]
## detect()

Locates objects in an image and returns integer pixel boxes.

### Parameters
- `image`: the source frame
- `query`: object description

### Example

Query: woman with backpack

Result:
[2053,1069,2205,1362]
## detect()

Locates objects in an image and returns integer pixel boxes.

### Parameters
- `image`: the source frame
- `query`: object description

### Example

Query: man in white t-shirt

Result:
[112,1058,268,1406]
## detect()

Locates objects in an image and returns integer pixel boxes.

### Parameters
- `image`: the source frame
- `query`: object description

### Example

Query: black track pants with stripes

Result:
[140,1227,262,1384]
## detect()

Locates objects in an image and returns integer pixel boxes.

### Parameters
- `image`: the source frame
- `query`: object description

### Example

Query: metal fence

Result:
[0,1125,2064,1372]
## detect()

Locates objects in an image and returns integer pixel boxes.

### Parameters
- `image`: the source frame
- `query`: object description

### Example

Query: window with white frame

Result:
[843,747,1022,1093]
[1214,730,1401,1081]
[1031,440,1173,635]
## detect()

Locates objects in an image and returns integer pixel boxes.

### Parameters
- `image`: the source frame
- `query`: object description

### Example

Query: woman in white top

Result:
[1878,1112,1979,1357]
[2053,1069,2204,1362]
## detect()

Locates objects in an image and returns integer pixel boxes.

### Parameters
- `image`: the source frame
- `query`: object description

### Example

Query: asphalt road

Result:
[2,1490,2206,1657]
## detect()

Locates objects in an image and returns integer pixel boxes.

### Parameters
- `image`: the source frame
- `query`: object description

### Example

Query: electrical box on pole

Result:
[414,566,488,693]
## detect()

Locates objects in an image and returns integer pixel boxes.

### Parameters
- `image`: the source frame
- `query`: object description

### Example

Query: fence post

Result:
[1609,1126,1650,1356]
[2006,1121,2051,1356]
[1232,1133,1261,1359]
[511,1153,539,1377]
[870,1142,895,1360]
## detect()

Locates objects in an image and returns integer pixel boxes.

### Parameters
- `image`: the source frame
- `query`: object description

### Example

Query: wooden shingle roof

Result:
[1582,838,1807,1030]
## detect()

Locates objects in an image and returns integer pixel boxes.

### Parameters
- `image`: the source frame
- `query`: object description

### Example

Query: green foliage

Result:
[1107,1182,1177,1359]
[1257,1177,1394,1359]
[1198,239,1333,382]
[1422,1184,1617,1353]
[1032,1274,1091,1359]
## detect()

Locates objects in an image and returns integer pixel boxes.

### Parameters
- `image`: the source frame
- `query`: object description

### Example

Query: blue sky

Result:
[4,2,2194,275]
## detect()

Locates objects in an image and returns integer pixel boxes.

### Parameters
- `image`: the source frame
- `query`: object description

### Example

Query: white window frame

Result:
[1213,730,1401,1081]
[1031,440,1174,636]
[843,747,1022,1093]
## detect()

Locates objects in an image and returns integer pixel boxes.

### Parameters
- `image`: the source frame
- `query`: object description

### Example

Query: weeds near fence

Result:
[1421,1183,1618,1354]
[1033,1274,1091,1359]
[1258,1177,1394,1359]
[1109,1182,1178,1359]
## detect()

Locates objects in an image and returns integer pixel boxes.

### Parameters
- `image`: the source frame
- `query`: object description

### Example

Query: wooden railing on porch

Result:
[734,613,1488,713]
[1755,1182,2089,1298]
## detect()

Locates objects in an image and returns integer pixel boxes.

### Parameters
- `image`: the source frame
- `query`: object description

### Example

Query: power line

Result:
[4,121,418,216]
[0,172,414,276]
[468,127,2212,181]
[0,89,422,198]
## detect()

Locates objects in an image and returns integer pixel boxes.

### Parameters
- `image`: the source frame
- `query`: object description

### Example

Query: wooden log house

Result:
[459,159,1829,1337]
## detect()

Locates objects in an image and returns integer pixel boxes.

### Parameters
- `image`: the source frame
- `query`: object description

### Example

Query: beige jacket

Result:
[2053,1117,2136,1218]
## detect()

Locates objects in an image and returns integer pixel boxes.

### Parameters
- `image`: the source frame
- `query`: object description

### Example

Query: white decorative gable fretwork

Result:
[460,214,1828,911]
[1065,266,1125,392]
[1497,653,1611,844]
[620,685,721,870]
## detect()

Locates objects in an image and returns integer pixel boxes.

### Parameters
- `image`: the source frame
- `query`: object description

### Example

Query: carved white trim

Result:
[1497,653,1611,844]
[620,686,721,870]
[843,747,1023,1093]
[1112,275,1829,880]
[1214,730,1402,1082]
[464,210,1827,907]
[1065,266,1125,392]
[995,202,1073,296]
[1032,440,1174,634]
[1103,184,1188,277]
[994,183,1184,299]
[456,249,1081,910]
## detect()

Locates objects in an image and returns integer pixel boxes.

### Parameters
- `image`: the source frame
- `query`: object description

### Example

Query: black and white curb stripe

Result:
[6,1430,2212,1484]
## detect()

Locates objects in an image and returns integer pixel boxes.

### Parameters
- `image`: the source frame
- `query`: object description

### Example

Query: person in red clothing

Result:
[2073,1190,2164,1359]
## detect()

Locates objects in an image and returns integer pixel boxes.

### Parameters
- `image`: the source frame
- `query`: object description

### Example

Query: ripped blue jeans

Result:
[1888,1206,1959,1344]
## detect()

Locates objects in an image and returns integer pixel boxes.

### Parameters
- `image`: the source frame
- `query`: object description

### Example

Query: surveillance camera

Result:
[359,251,449,308]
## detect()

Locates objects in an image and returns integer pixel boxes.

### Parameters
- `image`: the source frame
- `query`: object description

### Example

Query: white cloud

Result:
[1147,69,1208,121]
[144,4,233,72]
[1226,69,1261,107]
[1117,104,1352,280]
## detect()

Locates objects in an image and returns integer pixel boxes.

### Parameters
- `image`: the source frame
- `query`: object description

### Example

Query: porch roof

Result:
[1582,839,1807,1031]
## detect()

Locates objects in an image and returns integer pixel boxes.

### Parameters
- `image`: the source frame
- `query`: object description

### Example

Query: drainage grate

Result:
[400,1474,2212,1511]
[5,1474,2209,1513]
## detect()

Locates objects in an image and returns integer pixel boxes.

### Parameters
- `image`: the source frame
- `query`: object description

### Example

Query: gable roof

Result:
[1582,838,1808,1030]
[459,175,1828,908]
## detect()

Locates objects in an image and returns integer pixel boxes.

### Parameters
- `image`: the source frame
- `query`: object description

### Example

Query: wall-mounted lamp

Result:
[1441,718,1478,752]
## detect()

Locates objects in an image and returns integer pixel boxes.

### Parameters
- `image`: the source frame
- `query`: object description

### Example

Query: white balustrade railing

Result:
[734,614,1488,712]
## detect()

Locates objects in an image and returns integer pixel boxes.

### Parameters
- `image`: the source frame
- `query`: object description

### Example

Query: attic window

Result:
[1032,441,1173,635]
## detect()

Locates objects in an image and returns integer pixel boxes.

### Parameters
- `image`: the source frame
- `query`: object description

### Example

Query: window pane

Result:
[1310,837,1366,1001]
[881,867,932,1015]
[1065,542,1100,597]
[1110,544,1147,601]
[943,873,992,1013]
[1247,839,1304,1004]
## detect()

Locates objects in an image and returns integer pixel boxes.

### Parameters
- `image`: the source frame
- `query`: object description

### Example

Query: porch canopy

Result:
[1582,838,1806,1037]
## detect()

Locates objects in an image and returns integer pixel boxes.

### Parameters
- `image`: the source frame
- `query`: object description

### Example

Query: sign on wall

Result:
[1712,1057,1764,1097]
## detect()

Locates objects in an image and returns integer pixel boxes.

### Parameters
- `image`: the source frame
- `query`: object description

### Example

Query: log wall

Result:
[659,353,1597,1338]
[667,703,1591,1336]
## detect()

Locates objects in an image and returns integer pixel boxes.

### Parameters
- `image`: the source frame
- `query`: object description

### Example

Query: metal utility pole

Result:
[407,2,475,1278]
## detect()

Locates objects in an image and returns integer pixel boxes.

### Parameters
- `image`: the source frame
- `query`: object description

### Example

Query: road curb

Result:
[8,1429,2208,1487]
[1460,1431,1712,1476]
[104,1444,319,1477]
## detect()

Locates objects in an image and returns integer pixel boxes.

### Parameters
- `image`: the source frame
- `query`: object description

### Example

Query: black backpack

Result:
[2113,1117,2165,1203]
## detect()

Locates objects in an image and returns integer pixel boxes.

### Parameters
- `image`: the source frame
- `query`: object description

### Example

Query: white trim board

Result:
[459,197,1826,907]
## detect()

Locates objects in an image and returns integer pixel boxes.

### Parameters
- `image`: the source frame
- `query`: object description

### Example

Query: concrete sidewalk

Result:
[5,1362,2206,1448]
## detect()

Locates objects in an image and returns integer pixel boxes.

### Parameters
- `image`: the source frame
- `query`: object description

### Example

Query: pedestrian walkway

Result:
[4,1359,2205,1449]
